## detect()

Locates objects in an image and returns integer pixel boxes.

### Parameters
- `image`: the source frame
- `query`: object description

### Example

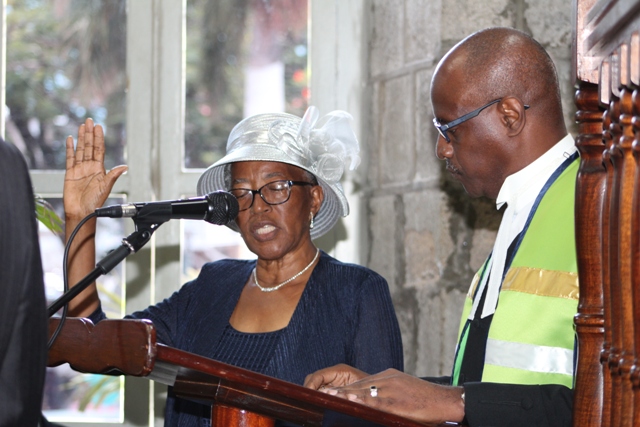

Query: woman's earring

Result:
[309,212,315,229]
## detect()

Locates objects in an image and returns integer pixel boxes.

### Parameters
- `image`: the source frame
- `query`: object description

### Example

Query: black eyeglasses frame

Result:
[432,99,530,142]
[230,180,315,212]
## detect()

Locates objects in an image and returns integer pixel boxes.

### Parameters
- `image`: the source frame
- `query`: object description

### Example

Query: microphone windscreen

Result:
[204,191,239,225]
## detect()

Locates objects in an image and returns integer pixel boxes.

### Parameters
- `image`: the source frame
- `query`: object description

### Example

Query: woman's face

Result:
[230,161,323,261]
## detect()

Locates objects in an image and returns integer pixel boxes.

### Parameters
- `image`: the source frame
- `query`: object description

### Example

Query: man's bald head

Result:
[432,27,565,131]
[430,28,569,199]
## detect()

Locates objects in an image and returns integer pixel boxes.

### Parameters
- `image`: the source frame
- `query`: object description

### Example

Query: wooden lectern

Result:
[48,318,436,427]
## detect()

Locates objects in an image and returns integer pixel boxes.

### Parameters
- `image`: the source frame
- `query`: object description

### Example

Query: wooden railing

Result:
[573,1,640,425]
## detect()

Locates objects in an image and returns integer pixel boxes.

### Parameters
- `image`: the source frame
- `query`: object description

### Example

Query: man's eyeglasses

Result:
[230,180,316,212]
[432,99,530,142]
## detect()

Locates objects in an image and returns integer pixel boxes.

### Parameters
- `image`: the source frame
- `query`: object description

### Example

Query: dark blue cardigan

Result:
[91,251,403,425]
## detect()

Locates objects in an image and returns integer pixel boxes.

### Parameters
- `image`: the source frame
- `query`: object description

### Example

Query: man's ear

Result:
[499,97,527,136]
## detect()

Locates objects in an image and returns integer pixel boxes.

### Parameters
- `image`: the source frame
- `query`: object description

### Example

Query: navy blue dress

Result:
[91,251,403,426]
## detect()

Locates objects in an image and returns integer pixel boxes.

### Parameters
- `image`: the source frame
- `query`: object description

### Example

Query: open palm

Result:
[64,118,127,220]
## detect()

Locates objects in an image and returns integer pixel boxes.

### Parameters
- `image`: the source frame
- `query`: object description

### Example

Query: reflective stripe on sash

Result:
[501,267,579,299]
[485,338,574,376]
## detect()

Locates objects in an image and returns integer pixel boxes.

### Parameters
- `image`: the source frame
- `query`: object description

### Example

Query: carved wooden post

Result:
[573,1,640,425]
[631,84,640,427]
[605,83,625,427]
[630,33,640,425]
[573,81,607,427]
[615,81,636,427]
[601,86,614,427]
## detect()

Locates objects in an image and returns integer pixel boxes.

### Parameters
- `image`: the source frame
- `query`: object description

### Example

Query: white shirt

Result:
[469,134,578,319]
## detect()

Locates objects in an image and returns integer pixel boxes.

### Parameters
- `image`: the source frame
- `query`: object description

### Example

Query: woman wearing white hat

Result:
[63,107,403,426]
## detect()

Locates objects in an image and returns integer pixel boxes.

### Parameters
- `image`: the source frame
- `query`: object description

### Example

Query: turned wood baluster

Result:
[614,83,636,427]
[600,94,614,427]
[630,86,640,427]
[605,88,625,427]
[627,32,640,427]
[606,45,638,424]
[571,2,640,425]
[573,81,607,427]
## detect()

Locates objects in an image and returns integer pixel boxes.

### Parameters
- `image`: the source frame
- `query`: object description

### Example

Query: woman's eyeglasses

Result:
[230,180,315,211]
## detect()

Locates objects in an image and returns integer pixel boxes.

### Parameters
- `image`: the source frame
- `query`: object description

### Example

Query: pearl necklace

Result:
[253,249,320,292]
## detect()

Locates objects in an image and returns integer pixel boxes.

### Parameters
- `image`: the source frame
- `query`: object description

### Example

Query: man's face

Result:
[430,71,508,200]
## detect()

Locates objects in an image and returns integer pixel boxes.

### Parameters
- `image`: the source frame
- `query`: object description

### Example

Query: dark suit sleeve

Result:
[0,140,48,426]
[421,375,451,385]
[463,382,573,427]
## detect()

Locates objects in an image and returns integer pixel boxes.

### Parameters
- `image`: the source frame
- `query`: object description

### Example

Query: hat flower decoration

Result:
[197,106,360,239]
[269,106,360,185]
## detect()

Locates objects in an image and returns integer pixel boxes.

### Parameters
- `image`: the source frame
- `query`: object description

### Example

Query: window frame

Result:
[2,0,366,425]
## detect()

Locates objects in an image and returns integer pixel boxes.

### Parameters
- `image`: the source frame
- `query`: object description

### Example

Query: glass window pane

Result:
[6,0,127,171]
[41,197,126,423]
[184,0,309,169]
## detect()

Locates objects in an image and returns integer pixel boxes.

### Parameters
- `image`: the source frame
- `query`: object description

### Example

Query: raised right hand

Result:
[63,118,127,317]
[64,118,127,222]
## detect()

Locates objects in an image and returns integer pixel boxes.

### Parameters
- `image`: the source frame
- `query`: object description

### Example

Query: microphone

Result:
[95,191,239,225]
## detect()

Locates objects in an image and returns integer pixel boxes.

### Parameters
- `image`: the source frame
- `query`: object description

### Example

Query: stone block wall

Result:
[361,0,575,376]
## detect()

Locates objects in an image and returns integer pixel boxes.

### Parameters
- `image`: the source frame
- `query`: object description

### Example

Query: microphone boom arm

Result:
[47,219,162,317]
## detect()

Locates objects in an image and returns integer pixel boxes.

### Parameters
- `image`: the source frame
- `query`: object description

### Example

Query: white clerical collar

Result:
[495,134,577,212]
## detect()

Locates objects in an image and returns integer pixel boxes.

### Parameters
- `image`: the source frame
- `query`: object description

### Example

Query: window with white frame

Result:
[5,0,364,425]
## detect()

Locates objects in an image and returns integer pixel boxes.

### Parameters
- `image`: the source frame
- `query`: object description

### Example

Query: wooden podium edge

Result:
[48,317,440,427]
